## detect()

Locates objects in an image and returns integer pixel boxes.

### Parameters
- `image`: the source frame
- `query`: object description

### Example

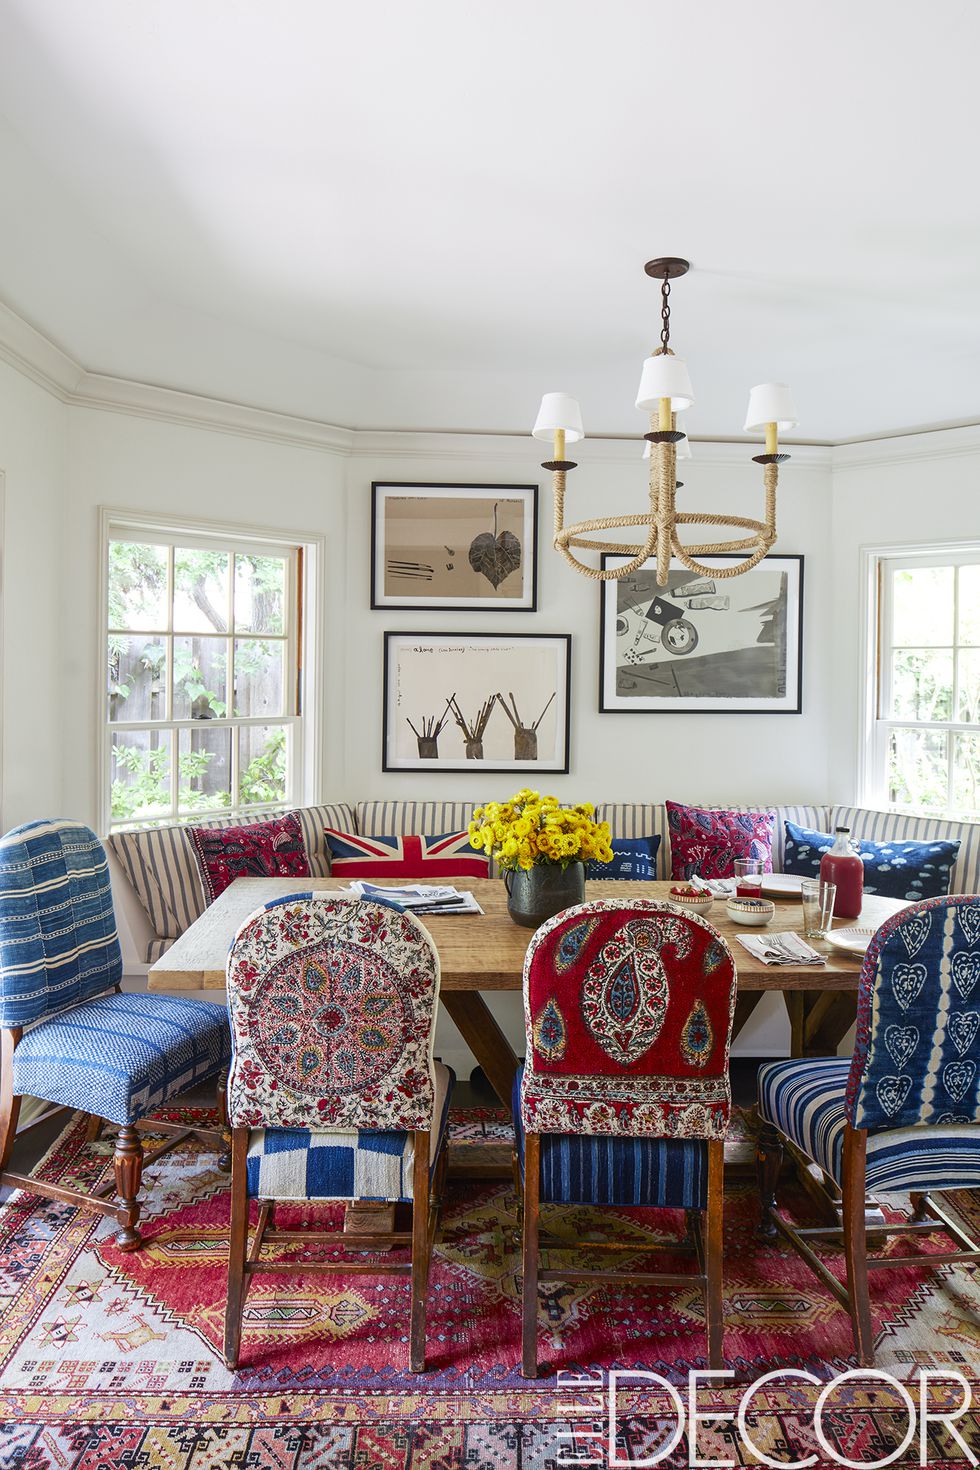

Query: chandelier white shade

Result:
[531,256,797,586]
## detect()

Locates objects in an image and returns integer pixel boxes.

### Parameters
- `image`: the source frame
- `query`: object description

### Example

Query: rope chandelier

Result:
[532,257,798,586]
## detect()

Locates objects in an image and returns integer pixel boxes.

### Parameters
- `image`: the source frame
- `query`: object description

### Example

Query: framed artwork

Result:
[599,553,803,713]
[383,632,571,773]
[371,482,538,610]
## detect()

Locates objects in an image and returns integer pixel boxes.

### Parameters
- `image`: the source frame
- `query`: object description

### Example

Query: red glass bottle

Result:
[819,826,864,919]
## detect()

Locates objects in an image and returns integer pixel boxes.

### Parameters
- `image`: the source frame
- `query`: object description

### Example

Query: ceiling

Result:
[1,0,979,441]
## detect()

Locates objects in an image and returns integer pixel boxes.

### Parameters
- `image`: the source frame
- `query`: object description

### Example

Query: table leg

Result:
[441,992,520,1107]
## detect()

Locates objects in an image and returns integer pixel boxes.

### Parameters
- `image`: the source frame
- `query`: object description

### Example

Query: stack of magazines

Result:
[344,881,484,915]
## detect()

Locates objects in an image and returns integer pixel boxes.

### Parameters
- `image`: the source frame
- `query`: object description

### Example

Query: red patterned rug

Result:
[1,1108,978,1468]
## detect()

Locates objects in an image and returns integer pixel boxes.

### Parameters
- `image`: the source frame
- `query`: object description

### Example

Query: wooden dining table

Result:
[147,876,907,1108]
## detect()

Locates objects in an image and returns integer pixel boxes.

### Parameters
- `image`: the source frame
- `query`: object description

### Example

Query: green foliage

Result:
[240,727,287,806]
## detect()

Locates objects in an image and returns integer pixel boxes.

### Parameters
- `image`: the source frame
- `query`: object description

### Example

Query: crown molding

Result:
[832,422,980,472]
[0,300,83,399]
[348,429,833,468]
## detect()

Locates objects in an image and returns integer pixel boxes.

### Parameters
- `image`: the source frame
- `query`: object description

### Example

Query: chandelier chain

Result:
[660,271,671,352]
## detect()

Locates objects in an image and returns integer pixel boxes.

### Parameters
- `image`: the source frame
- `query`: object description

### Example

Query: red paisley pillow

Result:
[189,812,310,904]
[666,801,774,881]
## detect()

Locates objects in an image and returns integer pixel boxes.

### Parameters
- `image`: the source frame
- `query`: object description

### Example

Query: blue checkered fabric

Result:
[12,992,232,1127]
[512,1065,708,1207]
[0,820,122,1027]
[245,1061,455,1201]
[759,1057,980,1193]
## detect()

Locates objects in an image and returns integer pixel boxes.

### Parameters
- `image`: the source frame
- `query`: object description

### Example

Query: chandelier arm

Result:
[552,464,660,580]
[670,534,773,579]
[655,440,674,587]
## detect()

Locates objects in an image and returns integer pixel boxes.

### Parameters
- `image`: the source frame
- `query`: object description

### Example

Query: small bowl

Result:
[725,896,776,926]
[668,887,714,915]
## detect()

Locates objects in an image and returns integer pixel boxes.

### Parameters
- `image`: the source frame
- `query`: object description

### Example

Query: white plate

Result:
[758,872,807,896]
[824,925,876,956]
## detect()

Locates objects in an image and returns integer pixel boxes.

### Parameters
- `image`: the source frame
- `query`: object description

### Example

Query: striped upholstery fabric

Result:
[595,805,831,880]
[759,1058,980,1192]
[107,802,355,962]
[832,806,980,896]
[11,991,231,1126]
[246,1062,454,1201]
[0,820,122,1027]
[513,1066,707,1206]
[356,800,483,837]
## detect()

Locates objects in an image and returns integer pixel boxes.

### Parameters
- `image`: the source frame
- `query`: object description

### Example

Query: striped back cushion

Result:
[356,800,483,837]
[0,820,122,1027]
[833,806,980,896]
[107,802,355,961]
[594,804,832,879]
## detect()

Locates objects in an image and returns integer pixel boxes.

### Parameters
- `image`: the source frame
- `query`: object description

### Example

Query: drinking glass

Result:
[801,878,836,940]
[734,858,762,898]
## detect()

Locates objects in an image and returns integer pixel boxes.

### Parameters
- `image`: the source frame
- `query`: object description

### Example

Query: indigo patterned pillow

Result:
[586,835,661,881]
[189,812,310,904]
[782,820,960,900]
[666,801,774,881]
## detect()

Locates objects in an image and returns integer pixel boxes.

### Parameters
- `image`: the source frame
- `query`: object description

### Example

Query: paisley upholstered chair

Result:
[515,898,737,1376]
[0,819,230,1250]
[757,894,980,1366]
[223,892,453,1373]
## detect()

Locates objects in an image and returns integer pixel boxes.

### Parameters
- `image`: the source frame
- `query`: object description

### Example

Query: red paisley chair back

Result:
[521,899,737,1139]
[226,893,441,1133]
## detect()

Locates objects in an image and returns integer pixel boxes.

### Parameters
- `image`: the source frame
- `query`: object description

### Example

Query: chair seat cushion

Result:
[759,1058,980,1192]
[514,1065,707,1207]
[12,992,231,1128]
[245,1061,454,1202]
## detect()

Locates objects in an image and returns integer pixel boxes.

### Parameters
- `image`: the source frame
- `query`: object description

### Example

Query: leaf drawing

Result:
[469,530,521,589]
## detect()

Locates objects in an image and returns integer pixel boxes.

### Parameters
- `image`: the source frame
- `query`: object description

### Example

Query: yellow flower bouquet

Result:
[468,789,613,873]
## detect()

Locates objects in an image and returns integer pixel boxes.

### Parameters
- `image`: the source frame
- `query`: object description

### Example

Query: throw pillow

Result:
[782,820,960,901]
[666,801,775,881]
[189,812,310,904]
[324,829,491,879]
[586,834,661,880]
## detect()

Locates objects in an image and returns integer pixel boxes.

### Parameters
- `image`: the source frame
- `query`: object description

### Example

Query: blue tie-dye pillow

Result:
[586,835,661,881]
[782,820,960,901]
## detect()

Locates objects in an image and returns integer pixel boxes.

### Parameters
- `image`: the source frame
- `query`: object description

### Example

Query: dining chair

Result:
[0,819,231,1250]
[757,893,980,1366]
[515,897,737,1376]
[223,892,453,1373]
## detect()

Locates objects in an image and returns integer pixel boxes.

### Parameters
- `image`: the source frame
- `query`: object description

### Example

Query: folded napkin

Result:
[736,931,825,966]
[691,874,737,898]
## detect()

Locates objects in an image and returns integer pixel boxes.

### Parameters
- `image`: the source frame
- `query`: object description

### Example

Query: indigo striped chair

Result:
[757,894,980,1365]
[223,893,454,1373]
[0,819,231,1250]
[515,898,737,1376]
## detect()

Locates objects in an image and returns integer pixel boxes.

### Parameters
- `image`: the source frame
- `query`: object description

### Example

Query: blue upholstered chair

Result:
[515,898,738,1376]
[757,894,980,1365]
[223,892,454,1373]
[0,819,231,1250]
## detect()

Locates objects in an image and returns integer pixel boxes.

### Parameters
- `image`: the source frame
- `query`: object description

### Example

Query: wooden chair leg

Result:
[112,1124,144,1251]
[756,1118,784,1241]
[704,1138,725,1370]
[224,1128,250,1370]
[216,1070,231,1173]
[841,1125,875,1367]
[0,1029,23,1172]
[85,1115,106,1144]
[409,1129,433,1374]
[521,1132,541,1379]
[910,1190,930,1223]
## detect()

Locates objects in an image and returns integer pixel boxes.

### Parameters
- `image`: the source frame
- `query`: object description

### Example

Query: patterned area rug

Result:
[1,1108,978,1468]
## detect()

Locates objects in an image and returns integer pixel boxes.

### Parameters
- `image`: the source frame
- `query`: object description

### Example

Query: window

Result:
[871,547,980,820]
[103,516,313,831]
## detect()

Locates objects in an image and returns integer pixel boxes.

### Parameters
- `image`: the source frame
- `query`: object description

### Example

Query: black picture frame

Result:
[598,552,804,713]
[371,482,538,611]
[382,631,571,773]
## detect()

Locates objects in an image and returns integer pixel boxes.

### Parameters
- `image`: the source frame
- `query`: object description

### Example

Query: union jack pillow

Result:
[324,828,490,879]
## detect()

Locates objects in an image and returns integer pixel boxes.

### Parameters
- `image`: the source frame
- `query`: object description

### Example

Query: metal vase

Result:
[504,862,586,929]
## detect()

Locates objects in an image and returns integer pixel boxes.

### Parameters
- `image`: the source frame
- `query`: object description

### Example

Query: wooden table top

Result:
[146,876,907,994]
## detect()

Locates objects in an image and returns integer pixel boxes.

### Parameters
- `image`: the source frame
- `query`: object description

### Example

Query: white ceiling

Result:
[1,0,979,441]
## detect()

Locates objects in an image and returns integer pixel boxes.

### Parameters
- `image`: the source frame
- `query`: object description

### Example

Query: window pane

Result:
[952,732,980,820]
[108,541,168,630]
[235,554,286,634]
[233,639,284,717]
[107,635,167,722]
[959,648,980,723]
[890,566,954,647]
[959,564,980,646]
[887,727,948,813]
[173,548,230,634]
[239,724,288,807]
[110,731,172,823]
[889,649,953,721]
[178,728,232,814]
[173,637,228,720]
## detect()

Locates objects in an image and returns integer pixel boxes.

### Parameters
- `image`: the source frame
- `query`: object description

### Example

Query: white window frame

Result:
[859,537,980,817]
[99,508,324,833]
